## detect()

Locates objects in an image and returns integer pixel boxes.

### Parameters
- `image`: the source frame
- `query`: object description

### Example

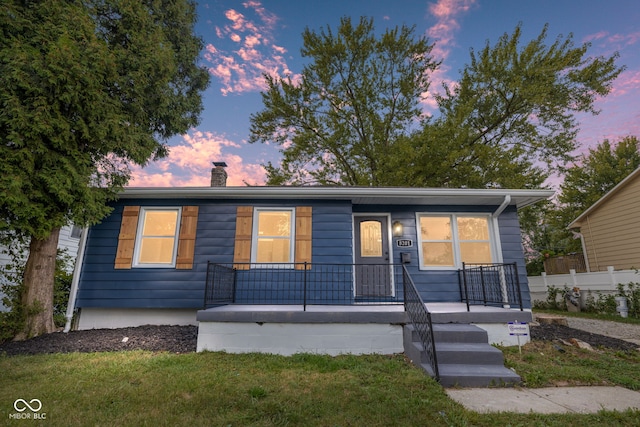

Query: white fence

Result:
[528,267,640,305]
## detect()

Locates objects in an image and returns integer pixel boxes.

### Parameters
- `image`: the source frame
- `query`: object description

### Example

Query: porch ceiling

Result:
[120,187,554,209]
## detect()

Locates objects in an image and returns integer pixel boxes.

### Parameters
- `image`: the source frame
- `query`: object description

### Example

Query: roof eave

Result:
[118,186,554,208]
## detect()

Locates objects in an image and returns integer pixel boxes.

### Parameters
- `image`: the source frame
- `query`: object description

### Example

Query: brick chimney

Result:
[210,161,228,187]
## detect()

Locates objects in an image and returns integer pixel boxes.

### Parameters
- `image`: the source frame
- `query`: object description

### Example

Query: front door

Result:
[354,216,392,297]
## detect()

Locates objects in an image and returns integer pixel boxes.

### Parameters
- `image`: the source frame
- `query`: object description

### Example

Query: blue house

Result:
[68,168,552,386]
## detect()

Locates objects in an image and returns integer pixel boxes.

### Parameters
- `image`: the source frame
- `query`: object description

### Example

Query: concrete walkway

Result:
[446,386,640,413]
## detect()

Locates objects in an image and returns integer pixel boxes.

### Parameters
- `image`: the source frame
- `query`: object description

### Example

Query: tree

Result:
[249,16,439,185]
[522,136,640,272]
[250,21,623,189]
[0,0,209,339]
[557,135,640,230]
[396,24,623,188]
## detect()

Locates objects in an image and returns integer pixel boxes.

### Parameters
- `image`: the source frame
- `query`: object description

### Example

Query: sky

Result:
[127,0,640,188]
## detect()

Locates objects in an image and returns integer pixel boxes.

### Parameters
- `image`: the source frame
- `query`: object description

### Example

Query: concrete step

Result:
[436,342,506,365]
[403,323,521,387]
[433,323,488,344]
[438,364,521,388]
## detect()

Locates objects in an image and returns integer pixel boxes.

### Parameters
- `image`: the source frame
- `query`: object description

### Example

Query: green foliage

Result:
[533,285,570,310]
[0,247,73,343]
[522,136,640,262]
[249,16,439,185]
[413,24,622,188]
[0,0,208,336]
[0,0,209,239]
[583,291,617,315]
[251,20,623,189]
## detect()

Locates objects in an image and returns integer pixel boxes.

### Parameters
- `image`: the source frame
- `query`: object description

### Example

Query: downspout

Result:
[491,195,511,263]
[64,227,88,333]
[572,231,591,273]
[492,195,510,306]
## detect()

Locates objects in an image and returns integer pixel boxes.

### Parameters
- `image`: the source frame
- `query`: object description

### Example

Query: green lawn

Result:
[1,347,638,426]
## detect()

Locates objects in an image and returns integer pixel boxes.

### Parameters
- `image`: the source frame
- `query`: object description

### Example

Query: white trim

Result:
[416,212,496,270]
[119,186,553,209]
[490,195,510,264]
[64,227,89,333]
[251,207,296,266]
[132,207,182,268]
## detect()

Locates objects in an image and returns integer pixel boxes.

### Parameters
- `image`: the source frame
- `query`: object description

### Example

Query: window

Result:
[133,207,181,267]
[70,225,83,239]
[252,208,295,264]
[417,214,493,269]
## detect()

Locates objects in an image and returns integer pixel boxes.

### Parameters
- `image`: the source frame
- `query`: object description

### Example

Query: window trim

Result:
[250,207,296,266]
[416,212,495,270]
[132,207,182,268]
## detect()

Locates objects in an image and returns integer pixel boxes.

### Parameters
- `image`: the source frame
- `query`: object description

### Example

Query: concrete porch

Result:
[195,303,532,355]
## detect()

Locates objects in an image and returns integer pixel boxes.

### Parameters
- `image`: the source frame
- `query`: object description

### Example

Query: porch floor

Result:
[196,303,532,324]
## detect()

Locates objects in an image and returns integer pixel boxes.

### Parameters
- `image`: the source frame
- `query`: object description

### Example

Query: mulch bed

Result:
[0,325,197,356]
[529,322,638,352]
[0,323,637,357]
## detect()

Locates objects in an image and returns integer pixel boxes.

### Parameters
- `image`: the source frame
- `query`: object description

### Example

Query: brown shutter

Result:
[295,206,312,270]
[176,206,199,269]
[233,206,253,270]
[114,206,140,269]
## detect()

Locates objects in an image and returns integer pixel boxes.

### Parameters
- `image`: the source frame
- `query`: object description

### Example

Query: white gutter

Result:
[64,227,88,333]
[571,231,591,273]
[491,195,511,263]
[491,195,511,307]
[117,186,554,208]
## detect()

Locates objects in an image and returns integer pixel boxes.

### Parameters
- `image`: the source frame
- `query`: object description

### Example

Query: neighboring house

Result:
[569,167,640,272]
[68,166,552,386]
[0,225,82,312]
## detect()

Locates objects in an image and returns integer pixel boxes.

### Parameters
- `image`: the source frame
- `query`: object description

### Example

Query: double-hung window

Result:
[251,208,295,264]
[417,214,493,269]
[133,207,181,268]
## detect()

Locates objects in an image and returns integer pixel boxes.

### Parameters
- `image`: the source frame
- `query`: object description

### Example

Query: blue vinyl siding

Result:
[77,199,354,309]
[76,198,530,309]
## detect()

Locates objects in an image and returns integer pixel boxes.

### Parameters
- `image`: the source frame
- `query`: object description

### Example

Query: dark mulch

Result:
[0,322,636,357]
[529,322,638,352]
[0,325,197,356]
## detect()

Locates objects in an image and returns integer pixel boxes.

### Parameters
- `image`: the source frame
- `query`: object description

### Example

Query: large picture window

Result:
[133,208,181,267]
[417,214,493,269]
[252,208,295,264]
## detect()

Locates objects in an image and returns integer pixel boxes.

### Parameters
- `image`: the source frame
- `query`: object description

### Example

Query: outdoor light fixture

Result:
[392,220,403,237]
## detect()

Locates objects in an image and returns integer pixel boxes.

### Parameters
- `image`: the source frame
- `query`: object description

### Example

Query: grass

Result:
[1,347,639,426]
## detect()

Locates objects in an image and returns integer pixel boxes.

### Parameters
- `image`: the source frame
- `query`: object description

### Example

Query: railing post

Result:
[461,262,470,312]
[303,262,308,311]
[513,262,523,311]
[480,265,487,306]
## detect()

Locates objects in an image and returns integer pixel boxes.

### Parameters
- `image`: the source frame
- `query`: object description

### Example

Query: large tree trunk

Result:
[15,228,60,340]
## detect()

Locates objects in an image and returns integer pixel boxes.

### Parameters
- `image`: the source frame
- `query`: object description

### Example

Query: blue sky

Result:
[129,0,640,188]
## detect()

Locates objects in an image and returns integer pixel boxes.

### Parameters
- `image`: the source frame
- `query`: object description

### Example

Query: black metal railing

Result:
[402,265,439,381]
[204,262,405,310]
[460,262,523,311]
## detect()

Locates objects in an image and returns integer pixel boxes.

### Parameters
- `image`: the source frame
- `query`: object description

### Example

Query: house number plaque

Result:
[396,239,413,247]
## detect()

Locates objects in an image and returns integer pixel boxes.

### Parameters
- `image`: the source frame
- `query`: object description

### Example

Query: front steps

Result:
[404,323,521,387]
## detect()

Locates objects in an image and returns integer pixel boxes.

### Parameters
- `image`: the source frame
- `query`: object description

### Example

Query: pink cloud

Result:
[420,0,476,112]
[610,69,640,97]
[127,130,267,187]
[205,2,296,95]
